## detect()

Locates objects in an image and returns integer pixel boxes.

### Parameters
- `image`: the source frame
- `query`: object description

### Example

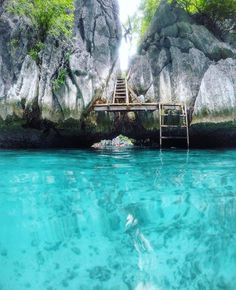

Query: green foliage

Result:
[10,38,19,49]
[140,0,161,36]
[52,68,68,91]
[7,0,75,42]
[132,0,236,39]
[28,42,45,62]
[173,0,236,24]
[131,0,161,37]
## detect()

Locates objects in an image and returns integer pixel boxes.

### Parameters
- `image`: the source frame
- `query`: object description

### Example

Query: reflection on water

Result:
[0,149,236,290]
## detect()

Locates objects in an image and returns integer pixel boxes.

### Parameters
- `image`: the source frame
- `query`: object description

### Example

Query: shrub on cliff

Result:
[7,0,75,42]
[175,0,236,33]
[133,0,236,38]
[137,0,161,37]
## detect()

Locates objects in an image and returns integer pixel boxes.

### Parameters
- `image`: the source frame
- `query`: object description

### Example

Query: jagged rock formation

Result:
[128,0,236,125]
[0,0,121,123]
[0,0,236,148]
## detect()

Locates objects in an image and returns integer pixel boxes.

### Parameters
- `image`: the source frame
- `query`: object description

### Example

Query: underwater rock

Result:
[88,266,111,282]
[71,247,81,255]
[0,249,7,257]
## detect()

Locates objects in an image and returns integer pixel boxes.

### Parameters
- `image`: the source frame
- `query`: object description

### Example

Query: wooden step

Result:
[161,125,187,128]
[161,114,186,117]
[161,136,187,139]
[115,93,126,96]
[160,103,183,107]
[159,103,189,148]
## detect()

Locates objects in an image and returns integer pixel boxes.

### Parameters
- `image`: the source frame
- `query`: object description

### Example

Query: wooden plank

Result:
[94,102,159,107]
[159,103,162,148]
[127,85,139,103]
[161,125,187,128]
[161,136,187,139]
[112,81,117,104]
[161,114,186,117]
[125,77,129,104]
[94,104,159,112]
[185,104,190,148]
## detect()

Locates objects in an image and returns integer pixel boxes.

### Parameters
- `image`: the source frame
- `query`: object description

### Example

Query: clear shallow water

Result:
[0,149,236,290]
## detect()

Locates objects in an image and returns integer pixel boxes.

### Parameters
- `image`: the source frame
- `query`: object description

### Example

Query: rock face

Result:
[0,0,236,148]
[0,0,121,123]
[128,0,236,124]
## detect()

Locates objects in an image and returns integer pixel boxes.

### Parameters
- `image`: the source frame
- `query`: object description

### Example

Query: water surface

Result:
[0,149,236,290]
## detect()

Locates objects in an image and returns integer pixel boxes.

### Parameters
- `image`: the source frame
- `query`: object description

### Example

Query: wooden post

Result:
[125,77,129,104]
[112,80,117,104]
[159,103,162,148]
[185,104,190,148]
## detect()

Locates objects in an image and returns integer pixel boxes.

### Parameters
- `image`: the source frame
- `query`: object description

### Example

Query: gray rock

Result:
[88,266,111,282]
[92,135,134,149]
[194,58,236,121]
[128,0,236,123]
[0,0,122,122]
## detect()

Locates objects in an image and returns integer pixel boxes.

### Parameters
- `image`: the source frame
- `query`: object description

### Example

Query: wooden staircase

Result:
[159,103,189,148]
[113,77,129,104]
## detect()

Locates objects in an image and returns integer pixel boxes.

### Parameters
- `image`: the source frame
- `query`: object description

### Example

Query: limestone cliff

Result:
[0,0,121,123]
[128,0,236,126]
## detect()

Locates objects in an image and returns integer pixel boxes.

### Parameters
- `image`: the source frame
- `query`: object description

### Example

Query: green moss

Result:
[0,115,26,129]
[52,68,68,91]
[137,112,160,130]
[10,38,20,49]
[28,42,45,63]
[58,118,82,129]
[193,108,236,124]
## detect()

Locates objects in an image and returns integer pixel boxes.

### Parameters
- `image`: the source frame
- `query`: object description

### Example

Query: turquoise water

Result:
[0,149,236,290]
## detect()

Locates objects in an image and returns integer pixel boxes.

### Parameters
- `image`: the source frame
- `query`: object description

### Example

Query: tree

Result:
[132,0,161,38]
[174,0,236,22]
[173,0,236,34]
[131,0,236,39]
[139,0,161,36]
[7,0,75,42]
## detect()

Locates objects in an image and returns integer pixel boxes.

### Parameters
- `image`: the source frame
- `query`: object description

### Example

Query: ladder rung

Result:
[161,104,183,107]
[161,125,187,128]
[161,114,186,117]
[161,136,187,139]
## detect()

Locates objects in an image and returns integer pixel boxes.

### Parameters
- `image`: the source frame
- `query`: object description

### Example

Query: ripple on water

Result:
[0,149,236,289]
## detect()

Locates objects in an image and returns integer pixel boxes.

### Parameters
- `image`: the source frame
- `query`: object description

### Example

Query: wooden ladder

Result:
[159,103,189,148]
[112,77,129,104]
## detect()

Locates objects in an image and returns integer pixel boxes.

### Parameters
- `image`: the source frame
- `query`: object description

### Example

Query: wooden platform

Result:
[94,103,159,112]
[92,76,190,148]
[93,77,160,112]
